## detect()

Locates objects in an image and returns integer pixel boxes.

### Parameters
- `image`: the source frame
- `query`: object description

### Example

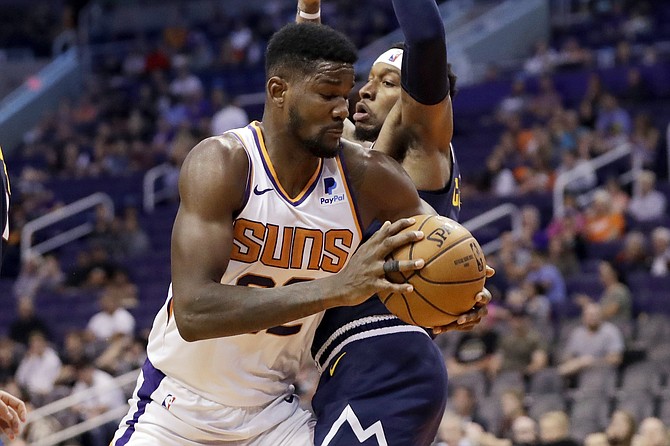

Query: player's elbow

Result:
[173,308,201,342]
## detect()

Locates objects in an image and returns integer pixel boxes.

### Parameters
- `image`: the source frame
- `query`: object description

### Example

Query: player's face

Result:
[353,62,401,142]
[288,62,354,158]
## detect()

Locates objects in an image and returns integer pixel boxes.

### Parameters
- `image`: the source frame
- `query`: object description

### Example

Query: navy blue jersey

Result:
[311,151,461,446]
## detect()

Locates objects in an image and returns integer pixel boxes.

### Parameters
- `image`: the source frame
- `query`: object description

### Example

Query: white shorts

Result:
[111,365,315,445]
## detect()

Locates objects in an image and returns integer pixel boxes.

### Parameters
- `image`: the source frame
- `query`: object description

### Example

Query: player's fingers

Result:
[382,258,424,275]
[474,288,492,306]
[0,407,19,439]
[0,392,27,423]
[0,400,13,424]
[377,218,415,237]
[485,265,495,278]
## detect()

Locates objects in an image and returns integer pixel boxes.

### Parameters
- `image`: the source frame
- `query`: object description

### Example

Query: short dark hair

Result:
[387,42,458,98]
[265,23,358,79]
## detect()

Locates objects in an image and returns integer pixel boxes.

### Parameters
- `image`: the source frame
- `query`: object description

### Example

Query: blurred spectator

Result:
[635,418,669,446]
[558,303,624,378]
[117,206,150,259]
[8,296,52,346]
[518,206,548,252]
[105,270,139,309]
[630,112,660,170]
[604,177,630,215]
[0,336,21,384]
[547,236,580,279]
[614,231,650,278]
[445,319,499,380]
[595,93,632,142]
[649,227,670,277]
[606,410,637,446]
[169,55,203,100]
[497,389,527,440]
[15,332,62,399]
[511,416,539,446]
[492,306,548,379]
[627,170,667,223]
[538,411,578,446]
[524,41,558,75]
[498,79,529,121]
[56,330,96,388]
[492,232,532,287]
[12,253,64,299]
[96,335,147,376]
[448,384,489,431]
[525,250,567,308]
[584,189,626,243]
[86,290,136,342]
[597,260,633,336]
[71,358,126,446]
[585,433,610,446]
[435,411,470,446]
[528,75,563,121]
[210,90,249,135]
[555,37,593,70]
[554,149,597,195]
[622,69,652,105]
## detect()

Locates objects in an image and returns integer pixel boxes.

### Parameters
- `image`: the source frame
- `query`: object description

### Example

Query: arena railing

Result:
[20,192,114,263]
[24,368,139,446]
[143,163,177,213]
[552,142,634,219]
[462,202,522,255]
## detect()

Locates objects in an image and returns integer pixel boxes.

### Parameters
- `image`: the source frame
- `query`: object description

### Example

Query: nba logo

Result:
[162,394,176,410]
[388,52,401,62]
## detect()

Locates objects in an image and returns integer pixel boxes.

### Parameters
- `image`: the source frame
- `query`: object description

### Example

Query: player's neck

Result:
[257,120,322,199]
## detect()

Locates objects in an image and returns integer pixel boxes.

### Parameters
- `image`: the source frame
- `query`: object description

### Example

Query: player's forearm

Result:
[392,0,448,105]
[173,276,349,341]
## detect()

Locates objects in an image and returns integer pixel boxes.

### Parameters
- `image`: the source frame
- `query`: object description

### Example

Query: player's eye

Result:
[383,81,396,88]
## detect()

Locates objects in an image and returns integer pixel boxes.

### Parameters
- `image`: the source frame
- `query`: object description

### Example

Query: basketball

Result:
[381,214,487,327]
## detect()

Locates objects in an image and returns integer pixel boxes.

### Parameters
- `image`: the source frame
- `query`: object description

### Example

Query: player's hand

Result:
[337,218,424,306]
[432,265,495,334]
[0,390,27,440]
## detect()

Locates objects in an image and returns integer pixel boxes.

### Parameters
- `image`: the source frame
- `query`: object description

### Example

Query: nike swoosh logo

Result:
[329,352,347,376]
[253,185,273,196]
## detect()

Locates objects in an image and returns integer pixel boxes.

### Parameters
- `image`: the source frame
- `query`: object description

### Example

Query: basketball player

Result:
[0,147,27,442]
[297,0,493,444]
[112,23,437,445]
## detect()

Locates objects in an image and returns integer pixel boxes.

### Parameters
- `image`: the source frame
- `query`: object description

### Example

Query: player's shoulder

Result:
[179,134,249,205]
[184,133,247,168]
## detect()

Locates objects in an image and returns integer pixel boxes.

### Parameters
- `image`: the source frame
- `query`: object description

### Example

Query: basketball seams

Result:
[408,214,434,262]
[404,233,474,283]
[418,274,487,285]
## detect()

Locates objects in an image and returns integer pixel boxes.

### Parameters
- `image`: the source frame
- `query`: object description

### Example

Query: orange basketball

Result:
[381,214,487,327]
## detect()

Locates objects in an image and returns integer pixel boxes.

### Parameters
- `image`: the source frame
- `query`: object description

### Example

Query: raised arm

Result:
[375,0,454,190]
[296,0,321,24]
[170,137,423,341]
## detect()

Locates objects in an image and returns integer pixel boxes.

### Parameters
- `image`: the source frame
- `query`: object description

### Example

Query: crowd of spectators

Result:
[1,0,670,445]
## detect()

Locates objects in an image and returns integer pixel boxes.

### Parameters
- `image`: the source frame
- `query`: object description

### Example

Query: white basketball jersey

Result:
[147,122,363,407]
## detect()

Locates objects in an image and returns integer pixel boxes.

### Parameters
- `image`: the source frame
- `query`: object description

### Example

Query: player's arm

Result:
[342,140,427,224]
[296,0,321,23]
[171,137,421,341]
[375,0,453,189]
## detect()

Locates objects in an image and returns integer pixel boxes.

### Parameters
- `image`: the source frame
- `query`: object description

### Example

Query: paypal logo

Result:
[324,177,337,195]
[321,177,344,205]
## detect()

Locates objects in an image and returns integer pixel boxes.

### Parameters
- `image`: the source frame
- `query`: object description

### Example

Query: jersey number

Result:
[236,274,313,336]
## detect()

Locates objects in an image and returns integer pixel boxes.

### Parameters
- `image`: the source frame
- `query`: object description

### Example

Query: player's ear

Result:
[267,76,287,108]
